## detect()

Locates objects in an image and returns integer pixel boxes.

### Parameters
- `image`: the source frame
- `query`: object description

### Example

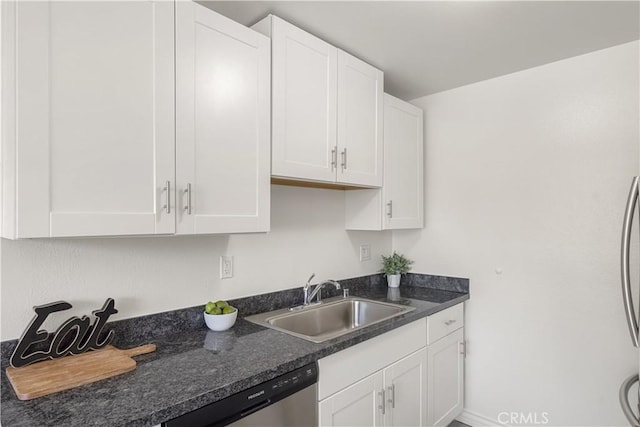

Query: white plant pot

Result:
[387,274,401,288]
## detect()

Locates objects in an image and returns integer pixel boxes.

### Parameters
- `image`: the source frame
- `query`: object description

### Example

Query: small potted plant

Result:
[381,252,413,288]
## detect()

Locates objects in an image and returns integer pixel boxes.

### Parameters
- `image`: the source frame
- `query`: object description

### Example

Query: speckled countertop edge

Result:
[0,274,469,427]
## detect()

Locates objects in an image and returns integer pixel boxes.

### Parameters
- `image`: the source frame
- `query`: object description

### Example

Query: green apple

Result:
[214,300,229,309]
[222,306,236,314]
[205,301,216,314]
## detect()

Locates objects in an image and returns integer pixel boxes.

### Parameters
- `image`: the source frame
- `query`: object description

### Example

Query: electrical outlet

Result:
[220,256,233,279]
[359,244,371,262]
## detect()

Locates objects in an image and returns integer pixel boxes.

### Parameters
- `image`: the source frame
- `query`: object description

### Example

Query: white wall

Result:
[0,185,391,340]
[395,41,639,426]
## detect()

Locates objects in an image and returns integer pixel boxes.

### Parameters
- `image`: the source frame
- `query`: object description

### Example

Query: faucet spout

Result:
[306,280,341,305]
[302,273,316,306]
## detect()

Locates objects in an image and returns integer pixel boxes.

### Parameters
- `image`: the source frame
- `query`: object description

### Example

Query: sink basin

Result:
[245,297,415,343]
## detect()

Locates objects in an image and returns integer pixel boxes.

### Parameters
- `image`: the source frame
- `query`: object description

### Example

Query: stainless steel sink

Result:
[245,297,415,343]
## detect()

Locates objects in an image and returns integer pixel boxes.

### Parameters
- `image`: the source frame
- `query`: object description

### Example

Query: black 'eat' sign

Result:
[10,298,118,368]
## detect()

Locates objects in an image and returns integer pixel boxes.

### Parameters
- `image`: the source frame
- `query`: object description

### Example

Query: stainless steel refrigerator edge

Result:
[620,176,640,427]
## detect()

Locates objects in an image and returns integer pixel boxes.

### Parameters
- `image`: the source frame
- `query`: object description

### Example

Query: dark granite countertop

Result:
[0,274,469,427]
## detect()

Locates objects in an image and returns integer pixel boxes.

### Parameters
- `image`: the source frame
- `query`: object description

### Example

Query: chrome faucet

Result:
[304,276,341,306]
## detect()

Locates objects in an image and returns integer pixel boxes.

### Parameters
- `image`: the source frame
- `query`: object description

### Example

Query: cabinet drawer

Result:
[427,304,464,344]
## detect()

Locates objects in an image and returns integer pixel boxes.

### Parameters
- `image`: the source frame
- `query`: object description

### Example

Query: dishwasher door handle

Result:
[240,399,272,418]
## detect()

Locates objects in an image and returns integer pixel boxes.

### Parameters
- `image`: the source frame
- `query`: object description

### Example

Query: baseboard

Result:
[456,409,507,427]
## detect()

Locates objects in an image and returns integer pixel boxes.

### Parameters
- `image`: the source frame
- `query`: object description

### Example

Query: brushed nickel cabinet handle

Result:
[388,384,395,408]
[163,181,171,214]
[331,148,337,171]
[378,389,386,415]
[341,148,347,171]
[184,183,192,215]
[386,201,393,218]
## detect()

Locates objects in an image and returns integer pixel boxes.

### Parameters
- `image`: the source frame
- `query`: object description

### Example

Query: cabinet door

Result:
[319,372,383,427]
[336,50,383,187]
[5,0,175,238]
[175,2,270,234]
[271,16,338,183]
[384,348,427,427]
[382,94,423,229]
[427,328,465,426]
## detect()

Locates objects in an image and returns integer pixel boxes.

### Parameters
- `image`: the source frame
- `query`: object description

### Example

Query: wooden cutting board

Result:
[6,344,156,400]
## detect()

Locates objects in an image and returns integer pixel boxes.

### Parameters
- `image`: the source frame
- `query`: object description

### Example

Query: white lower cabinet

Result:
[427,328,465,426]
[319,370,384,427]
[386,349,428,427]
[319,349,427,427]
[318,304,465,427]
[426,304,465,426]
[317,320,427,427]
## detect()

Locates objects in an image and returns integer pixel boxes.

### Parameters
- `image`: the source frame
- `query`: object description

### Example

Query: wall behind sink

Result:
[0,185,391,340]
[395,41,639,426]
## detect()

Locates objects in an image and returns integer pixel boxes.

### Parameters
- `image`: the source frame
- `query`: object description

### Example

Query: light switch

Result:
[359,245,371,262]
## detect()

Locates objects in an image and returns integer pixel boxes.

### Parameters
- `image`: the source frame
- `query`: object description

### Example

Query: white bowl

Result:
[204,310,237,331]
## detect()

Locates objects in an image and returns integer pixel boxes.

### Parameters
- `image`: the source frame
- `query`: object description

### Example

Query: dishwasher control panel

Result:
[269,364,316,393]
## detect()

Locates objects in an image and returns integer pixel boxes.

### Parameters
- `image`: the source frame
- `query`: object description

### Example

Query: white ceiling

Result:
[201,1,640,100]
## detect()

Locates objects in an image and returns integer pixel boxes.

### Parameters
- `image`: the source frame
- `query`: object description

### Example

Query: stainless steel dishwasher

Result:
[163,362,318,427]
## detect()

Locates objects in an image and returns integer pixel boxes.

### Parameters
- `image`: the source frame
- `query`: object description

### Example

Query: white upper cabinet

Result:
[2,1,271,239]
[345,94,424,230]
[336,50,383,187]
[2,0,175,238]
[382,94,424,229]
[252,15,382,188]
[175,1,270,234]
[257,15,337,183]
